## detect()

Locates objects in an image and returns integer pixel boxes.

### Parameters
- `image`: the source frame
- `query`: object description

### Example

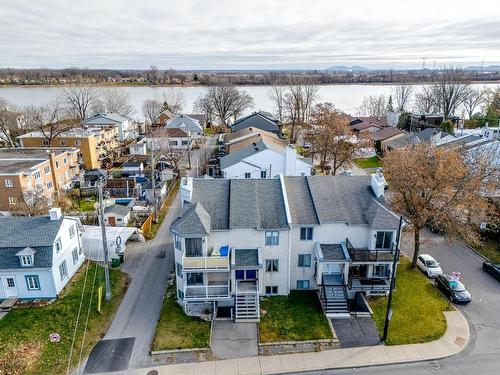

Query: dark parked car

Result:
[483,262,500,281]
[435,275,472,303]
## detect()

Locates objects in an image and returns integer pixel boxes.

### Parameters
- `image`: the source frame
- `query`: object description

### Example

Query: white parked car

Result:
[416,254,443,278]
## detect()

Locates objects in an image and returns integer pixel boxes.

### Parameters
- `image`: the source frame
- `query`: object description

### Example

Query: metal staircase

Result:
[234,282,260,322]
[320,284,350,318]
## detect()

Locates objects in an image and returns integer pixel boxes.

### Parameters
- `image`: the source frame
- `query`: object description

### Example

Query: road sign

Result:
[49,333,60,343]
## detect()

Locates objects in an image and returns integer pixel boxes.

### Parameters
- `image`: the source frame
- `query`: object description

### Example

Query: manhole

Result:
[429,361,440,370]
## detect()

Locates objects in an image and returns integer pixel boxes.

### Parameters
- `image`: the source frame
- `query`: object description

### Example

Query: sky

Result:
[1,0,500,70]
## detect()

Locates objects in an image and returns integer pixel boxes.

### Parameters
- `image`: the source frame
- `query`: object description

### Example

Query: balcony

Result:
[182,256,230,270]
[184,284,230,300]
[345,238,397,262]
[348,277,391,291]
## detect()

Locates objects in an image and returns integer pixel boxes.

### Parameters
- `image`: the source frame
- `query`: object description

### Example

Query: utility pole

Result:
[149,127,157,223]
[383,215,403,342]
[97,178,112,302]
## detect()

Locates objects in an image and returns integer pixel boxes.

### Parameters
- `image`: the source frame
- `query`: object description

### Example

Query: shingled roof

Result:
[170,202,211,236]
[232,112,280,134]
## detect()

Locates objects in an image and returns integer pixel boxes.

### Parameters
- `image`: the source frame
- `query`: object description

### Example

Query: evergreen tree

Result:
[386,95,394,112]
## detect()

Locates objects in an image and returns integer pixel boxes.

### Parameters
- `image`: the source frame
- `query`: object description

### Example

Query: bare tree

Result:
[147,65,160,85]
[357,94,387,117]
[383,143,493,268]
[142,99,163,125]
[24,101,68,146]
[393,84,413,111]
[413,85,440,113]
[62,85,100,120]
[0,98,15,146]
[268,84,286,123]
[194,82,254,126]
[12,186,50,216]
[432,67,470,119]
[161,90,185,114]
[463,87,488,119]
[95,89,135,117]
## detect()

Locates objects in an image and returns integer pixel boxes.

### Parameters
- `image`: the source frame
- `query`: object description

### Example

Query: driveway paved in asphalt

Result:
[332,317,381,348]
[211,321,258,359]
[83,338,134,374]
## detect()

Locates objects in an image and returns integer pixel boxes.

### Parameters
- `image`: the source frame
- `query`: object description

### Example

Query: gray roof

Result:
[104,204,132,216]
[0,216,63,270]
[166,114,203,133]
[320,244,347,261]
[283,176,319,225]
[219,139,284,170]
[232,113,280,133]
[82,112,129,125]
[170,203,211,236]
[364,199,400,230]
[234,248,259,267]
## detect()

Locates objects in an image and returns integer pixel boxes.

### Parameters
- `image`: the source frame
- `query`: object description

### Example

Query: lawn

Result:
[259,291,333,343]
[152,278,211,351]
[146,179,180,239]
[369,257,450,345]
[472,238,500,263]
[353,156,382,169]
[73,198,96,212]
[0,262,128,375]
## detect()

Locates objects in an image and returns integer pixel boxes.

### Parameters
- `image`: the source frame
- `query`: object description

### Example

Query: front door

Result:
[235,270,256,280]
[108,216,116,227]
[2,277,18,298]
[326,263,341,274]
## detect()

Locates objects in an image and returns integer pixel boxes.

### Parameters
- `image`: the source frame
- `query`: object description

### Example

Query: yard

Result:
[0,263,128,375]
[353,156,382,169]
[259,291,333,343]
[152,278,211,351]
[370,257,450,345]
[472,238,500,263]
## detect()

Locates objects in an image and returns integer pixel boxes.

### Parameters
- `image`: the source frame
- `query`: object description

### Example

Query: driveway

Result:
[211,321,258,359]
[83,190,181,372]
[331,317,381,348]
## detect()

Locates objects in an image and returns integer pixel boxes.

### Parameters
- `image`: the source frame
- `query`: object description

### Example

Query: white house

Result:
[103,204,132,227]
[219,135,312,179]
[166,114,203,139]
[82,112,135,141]
[129,140,148,156]
[170,172,401,321]
[0,208,85,300]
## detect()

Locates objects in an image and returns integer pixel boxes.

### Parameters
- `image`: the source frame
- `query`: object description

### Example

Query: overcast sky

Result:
[1,0,499,70]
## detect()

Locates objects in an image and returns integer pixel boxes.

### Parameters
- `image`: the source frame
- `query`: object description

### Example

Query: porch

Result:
[184,272,231,301]
[345,238,397,262]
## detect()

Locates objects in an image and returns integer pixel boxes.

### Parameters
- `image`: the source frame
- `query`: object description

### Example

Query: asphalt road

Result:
[295,229,500,375]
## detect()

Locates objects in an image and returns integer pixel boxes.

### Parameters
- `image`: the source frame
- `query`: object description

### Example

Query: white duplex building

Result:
[0,208,85,300]
[170,172,401,321]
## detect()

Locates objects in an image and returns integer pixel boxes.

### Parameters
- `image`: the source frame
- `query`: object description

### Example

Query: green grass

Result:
[73,198,96,212]
[369,257,450,345]
[146,179,180,239]
[353,156,382,169]
[259,291,333,343]
[152,278,211,350]
[472,238,500,263]
[0,263,128,375]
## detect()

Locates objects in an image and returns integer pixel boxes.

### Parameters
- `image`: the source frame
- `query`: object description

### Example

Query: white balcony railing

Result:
[184,284,230,299]
[182,256,229,270]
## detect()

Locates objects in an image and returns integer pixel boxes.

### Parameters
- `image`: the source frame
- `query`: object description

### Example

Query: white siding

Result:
[0,269,56,299]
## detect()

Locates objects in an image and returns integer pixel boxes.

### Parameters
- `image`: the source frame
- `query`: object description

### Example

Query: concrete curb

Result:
[131,310,470,375]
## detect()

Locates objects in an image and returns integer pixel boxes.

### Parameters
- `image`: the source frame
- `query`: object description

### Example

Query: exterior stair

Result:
[235,293,260,322]
[320,285,350,318]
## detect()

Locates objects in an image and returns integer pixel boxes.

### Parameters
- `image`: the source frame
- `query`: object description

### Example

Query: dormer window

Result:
[21,255,33,267]
[16,247,36,267]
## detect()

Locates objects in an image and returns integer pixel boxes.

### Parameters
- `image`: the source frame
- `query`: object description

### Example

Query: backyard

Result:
[353,156,382,169]
[370,257,451,345]
[259,291,333,343]
[152,278,211,351]
[0,263,128,375]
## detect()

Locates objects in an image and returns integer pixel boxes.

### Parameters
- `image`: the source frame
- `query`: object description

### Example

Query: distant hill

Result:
[464,65,500,72]
[326,65,369,72]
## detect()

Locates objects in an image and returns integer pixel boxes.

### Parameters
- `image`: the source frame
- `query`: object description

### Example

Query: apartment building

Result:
[170,172,401,321]
[18,127,119,169]
[82,112,135,141]
[0,148,79,212]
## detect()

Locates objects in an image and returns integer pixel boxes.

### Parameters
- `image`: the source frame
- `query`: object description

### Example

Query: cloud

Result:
[0,0,499,69]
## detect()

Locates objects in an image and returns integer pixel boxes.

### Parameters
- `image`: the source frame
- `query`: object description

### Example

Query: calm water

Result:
[0,83,497,119]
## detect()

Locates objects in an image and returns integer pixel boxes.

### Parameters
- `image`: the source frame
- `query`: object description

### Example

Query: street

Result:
[294,229,500,375]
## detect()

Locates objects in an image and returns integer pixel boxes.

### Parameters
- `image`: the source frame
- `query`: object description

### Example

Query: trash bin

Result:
[118,253,124,263]
[111,258,120,268]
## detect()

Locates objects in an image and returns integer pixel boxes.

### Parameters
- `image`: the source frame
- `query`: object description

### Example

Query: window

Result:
[44,166,51,175]
[265,231,279,246]
[60,140,67,146]
[244,172,251,179]
[186,272,203,285]
[79,245,83,255]
[169,140,177,146]
[4,179,13,188]
[373,264,390,278]
[185,238,202,256]
[33,170,41,180]
[26,275,40,290]
[181,140,188,145]
[260,170,267,178]
[174,235,182,250]
[265,286,278,295]
[296,280,310,289]
[375,231,393,249]
[7,278,15,288]
[46,181,53,190]
[75,140,81,146]
[42,140,50,146]
[55,161,60,168]
[69,225,76,239]
[298,254,311,267]
[63,158,67,165]
[20,255,32,267]
[8,197,16,205]
[55,238,62,253]
[72,247,79,264]
[176,262,183,278]
[59,260,68,281]
[266,259,279,272]
[300,227,313,240]
[177,289,184,300]
[77,152,83,158]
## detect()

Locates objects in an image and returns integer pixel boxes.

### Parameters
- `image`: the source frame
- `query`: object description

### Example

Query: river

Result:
[0,83,497,119]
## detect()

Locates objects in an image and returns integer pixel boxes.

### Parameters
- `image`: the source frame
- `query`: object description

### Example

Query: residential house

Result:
[121,162,144,176]
[0,111,26,145]
[166,114,203,139]
[129,139,148,156]
[170,172,401,321]
[185,114,208,128]
[408,113,460,132]
[385,128,455,151]
[103,204,132,227]
[369,128,407,154]
[151,108,175,128]
[349,116,389,134]
[231,112,281,137]
[0,148,79,212]
[82,112,135,141]
[0,208,85,299]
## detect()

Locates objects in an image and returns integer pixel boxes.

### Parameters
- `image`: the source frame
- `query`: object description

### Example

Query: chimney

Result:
[49,207,62,221]
[180,175,194,206]
[371,168,387,198]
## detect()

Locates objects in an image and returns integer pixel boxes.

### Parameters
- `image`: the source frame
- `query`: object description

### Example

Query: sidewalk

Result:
[120,310,469,375]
